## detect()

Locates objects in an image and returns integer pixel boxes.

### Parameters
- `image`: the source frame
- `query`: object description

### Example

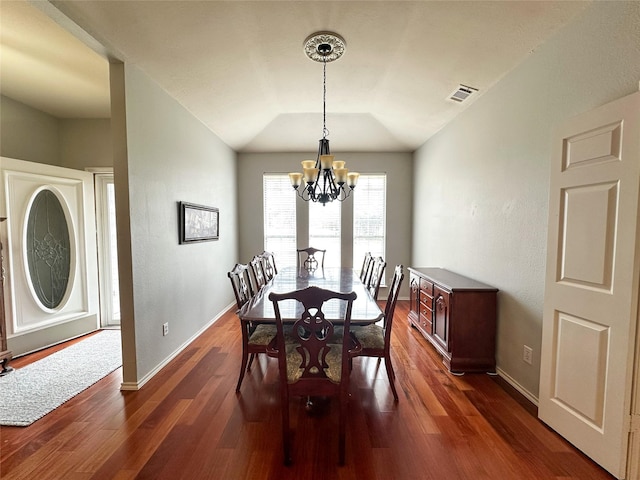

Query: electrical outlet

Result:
[162,322,169,336]
[523,345,533,365]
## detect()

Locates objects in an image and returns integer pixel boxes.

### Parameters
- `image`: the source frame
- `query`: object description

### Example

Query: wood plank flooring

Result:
[0,301,614,479]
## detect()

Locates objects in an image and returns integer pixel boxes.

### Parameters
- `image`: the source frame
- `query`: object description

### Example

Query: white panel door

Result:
[539,92,640,478]
[0,158,99,342]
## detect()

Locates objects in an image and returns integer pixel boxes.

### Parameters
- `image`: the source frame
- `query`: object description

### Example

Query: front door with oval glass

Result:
[0,157,99,355]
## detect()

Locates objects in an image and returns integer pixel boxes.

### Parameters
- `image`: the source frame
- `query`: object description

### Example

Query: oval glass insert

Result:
[26,189,71,309]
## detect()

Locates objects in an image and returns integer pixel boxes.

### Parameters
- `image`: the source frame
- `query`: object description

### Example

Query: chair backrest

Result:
[227,263,254,310]
[297,247,326,272]
[383,265,404,344]
[360,252,373,283]
[269,286,356,390]
[249,255,266,292]
[260,251,277,280]
[367,257,386,300]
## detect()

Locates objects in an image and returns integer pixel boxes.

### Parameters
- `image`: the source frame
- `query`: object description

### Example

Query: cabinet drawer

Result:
[419,291,433,309]
[419,306,432,333]
[420,304,432,321]
[419,278,433,294]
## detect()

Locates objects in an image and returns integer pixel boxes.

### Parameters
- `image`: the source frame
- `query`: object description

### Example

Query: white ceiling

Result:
[1,1,590,153]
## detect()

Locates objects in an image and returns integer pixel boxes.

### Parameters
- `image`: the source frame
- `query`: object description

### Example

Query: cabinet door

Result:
[433,287,450,350]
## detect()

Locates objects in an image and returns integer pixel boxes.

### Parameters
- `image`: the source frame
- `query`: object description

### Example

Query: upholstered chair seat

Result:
[351,324,385,350]
[248,324,277,346]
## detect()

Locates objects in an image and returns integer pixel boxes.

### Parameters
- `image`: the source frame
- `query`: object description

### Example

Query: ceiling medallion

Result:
[303,31,346,63]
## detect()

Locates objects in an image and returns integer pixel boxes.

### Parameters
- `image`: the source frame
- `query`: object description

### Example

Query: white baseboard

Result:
[496,367,539,407]
[119,302,236,391]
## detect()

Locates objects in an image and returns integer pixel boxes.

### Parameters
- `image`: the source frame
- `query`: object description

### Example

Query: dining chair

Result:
[227,263,255,310]
[260,250,277,280]
[351,264,404,401]
[267,286,360,465]
[297,247,326,272]
[249,255,267,293]
[359,252,373,283]
[366,256,386,300]
[227,263,276,392]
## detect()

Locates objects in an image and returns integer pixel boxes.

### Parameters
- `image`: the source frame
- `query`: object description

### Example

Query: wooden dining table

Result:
[238,266,383,325]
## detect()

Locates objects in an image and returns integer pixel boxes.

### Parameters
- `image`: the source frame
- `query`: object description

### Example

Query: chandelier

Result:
[288,32,359,205]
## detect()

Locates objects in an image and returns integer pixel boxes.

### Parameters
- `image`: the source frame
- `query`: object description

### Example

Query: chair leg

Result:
[236,347,249,393]
[247,352,256,371]
[384,353,399,401]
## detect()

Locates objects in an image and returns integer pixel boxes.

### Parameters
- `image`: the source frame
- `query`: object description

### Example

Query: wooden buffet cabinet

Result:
[0,217,13,375]
[408,267,498,374]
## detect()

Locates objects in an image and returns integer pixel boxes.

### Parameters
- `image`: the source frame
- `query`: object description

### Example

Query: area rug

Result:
[0,329,122,426]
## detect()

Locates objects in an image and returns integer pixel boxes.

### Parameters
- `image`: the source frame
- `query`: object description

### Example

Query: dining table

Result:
[238,266,383,325]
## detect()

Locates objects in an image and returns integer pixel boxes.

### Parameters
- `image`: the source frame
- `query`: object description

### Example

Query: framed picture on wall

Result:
[178,202,219,244]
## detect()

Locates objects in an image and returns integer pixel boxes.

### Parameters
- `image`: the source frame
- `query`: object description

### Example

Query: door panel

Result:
[0,157,99,354]
[433,287,449,350]
[539,92,640,478]
[559,182,616,289]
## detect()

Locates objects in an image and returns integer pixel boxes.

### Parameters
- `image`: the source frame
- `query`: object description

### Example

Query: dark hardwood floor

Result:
[0,301,614,479]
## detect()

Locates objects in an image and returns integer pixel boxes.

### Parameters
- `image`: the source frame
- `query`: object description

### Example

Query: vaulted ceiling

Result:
[1,1,590,152]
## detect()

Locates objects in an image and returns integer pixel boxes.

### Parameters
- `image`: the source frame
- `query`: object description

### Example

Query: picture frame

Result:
[178,202,219,244]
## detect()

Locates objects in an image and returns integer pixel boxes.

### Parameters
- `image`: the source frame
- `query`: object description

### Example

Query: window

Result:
[26,189,71,309]
[95,173,120,326]
[309,200,341,267]
[353,174,386,271]
[263,175,297,267]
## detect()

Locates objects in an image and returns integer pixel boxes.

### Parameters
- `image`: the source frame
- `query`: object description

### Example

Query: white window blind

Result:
[263,174,297,268]
[309,199,341,268]
[353,174,386,272]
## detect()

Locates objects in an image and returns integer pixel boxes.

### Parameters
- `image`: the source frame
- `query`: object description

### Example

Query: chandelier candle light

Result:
[289,32,359,205]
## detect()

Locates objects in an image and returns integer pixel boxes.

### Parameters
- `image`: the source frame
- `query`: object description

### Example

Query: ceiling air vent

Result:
[448,84,478,103]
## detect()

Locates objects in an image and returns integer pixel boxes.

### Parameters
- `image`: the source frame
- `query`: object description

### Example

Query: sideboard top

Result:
[408,267,498,292]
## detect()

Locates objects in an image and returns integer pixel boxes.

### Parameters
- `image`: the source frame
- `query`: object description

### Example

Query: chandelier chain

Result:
[322,56,329,139]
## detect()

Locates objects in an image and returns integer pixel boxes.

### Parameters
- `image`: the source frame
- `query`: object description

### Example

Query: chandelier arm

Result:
[307,184,316,201]
[335,185,352,202]
[329,171,340,199]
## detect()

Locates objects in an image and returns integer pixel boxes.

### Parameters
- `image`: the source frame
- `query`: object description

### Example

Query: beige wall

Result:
[1,96,60,165]
[113,64,238,386]
[60,118,112,169]
[412,1,640,399]
[1,95,111,170]
[237,151,413,297]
